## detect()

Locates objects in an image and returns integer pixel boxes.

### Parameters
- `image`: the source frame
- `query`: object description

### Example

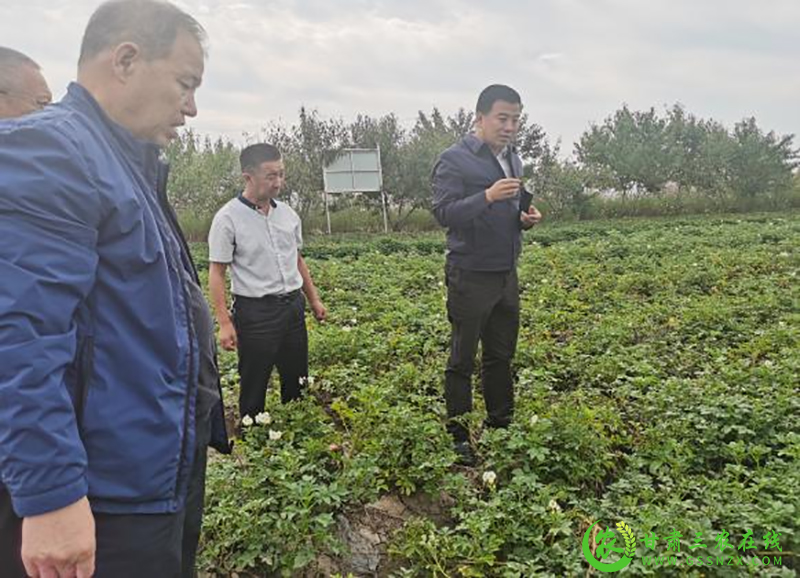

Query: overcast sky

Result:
[3,0,798,154]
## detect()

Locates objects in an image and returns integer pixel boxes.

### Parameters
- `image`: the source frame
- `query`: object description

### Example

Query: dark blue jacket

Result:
[0,83,228,518]
[432,134,524,271]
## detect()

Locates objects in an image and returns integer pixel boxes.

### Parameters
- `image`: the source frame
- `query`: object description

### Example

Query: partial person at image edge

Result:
[0,47,52,118]
[0,2,230,577]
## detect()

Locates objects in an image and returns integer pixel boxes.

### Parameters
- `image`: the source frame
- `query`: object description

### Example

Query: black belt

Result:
[234,289,301,304]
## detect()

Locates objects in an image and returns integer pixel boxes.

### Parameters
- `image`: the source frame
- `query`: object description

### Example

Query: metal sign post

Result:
[324,189,331,235]
[381,189,389,233]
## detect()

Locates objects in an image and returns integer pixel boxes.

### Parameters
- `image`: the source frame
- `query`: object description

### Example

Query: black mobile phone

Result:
[519,188,533,213]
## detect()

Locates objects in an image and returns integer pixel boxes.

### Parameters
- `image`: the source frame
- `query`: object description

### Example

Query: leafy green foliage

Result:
[201,400,348,575]
[168,104,799,237]
[576,104,798,201]
[198,213,799,576]
[164,128,240,217]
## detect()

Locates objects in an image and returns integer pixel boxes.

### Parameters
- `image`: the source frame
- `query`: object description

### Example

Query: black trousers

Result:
[233,291,308,418]
[0,414,210,578]
[444,264,520,442]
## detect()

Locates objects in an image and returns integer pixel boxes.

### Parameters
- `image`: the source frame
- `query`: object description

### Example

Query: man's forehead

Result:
[164,29,205,75]
[488,100,522,115]
[260,159,284,172]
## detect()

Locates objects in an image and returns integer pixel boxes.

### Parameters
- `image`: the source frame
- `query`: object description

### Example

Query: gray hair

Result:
[78,0,206,65]
[0,47,40,92]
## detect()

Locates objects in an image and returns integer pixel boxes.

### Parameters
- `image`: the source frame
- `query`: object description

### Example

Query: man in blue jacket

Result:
[432,84,542,465]
[0,45,54,577]
[0,1,229,576]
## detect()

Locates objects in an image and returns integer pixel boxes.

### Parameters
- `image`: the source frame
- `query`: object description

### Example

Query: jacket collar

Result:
[463,133,514,158]
[63,82,161,174]
[463,133,486,155]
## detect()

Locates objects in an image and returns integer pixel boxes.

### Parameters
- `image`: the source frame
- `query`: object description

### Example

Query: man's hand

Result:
[309,299,327,322]
[218,320,238,351]
[21,497,95,578]
[520,204,543,229]
[485,178,522,203]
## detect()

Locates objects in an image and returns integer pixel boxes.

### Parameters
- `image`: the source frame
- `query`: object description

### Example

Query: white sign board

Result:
[323,149,383,193]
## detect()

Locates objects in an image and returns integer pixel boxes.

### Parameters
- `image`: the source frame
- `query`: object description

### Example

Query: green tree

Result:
[728,117,797,201]
[577,103,798,206]
[530,140,597,220]
[576,105,669,196]
[257,107,350,218]
[391,110,458,229]
[348,113,407,228]
[164,128,240,238]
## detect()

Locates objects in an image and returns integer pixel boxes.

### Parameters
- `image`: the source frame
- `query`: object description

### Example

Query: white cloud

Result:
[1,0,797,152]
[537,53,564,62]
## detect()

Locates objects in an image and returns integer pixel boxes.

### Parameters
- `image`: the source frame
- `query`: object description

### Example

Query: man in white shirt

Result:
[208,143,326,419]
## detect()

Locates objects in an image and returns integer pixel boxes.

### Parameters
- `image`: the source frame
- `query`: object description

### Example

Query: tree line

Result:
[165,103,799,236]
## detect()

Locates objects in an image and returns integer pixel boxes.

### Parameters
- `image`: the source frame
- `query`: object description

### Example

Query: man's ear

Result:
[474,112,484,133]
[110,42,143,82]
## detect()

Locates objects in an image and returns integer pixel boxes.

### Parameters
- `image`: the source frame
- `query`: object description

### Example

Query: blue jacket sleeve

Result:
[0,122,101,517]
[431,154,490,228]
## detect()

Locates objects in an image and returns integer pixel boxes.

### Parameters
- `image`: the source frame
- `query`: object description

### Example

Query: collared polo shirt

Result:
[208,194,303,297]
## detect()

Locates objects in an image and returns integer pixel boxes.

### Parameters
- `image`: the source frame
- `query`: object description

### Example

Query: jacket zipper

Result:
[153,161,197,502]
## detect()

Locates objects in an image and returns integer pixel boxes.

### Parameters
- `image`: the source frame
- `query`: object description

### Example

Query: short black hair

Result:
[476,84,521,114]
[240,143,282,173]
[79,0,206,65]
[0,47,40,92]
